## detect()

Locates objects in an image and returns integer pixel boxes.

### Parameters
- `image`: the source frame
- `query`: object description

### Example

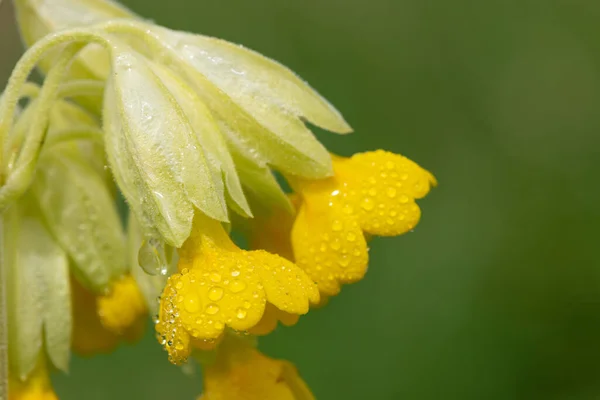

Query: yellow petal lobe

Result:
[156,213,318,364]
[338,150,436,236]
[8,357,57,400]
[290,150,435,297]
[97,274,147,334]
[199,336,314,400]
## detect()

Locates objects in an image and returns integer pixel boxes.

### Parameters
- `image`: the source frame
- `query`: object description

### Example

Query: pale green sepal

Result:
[14,0,135,77]
[128,212,171,317]
[104,44,227,245]
[147,26,335,179]
[48,99,114,190]
[32,149,126,292]
[148,61,252,218]
[4,200,71,378]
[221,122,292,213]
[103,77,178,243]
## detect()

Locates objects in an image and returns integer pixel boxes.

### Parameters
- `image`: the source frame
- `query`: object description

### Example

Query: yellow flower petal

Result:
[336,150,436,236]
[289,150,435,297]
[8,357,57,400]
[249,304,300,336]
[156,213,318,364]
[199,335,314,400]
[292,197,369,297]
[97,274,147,334]
[71,276,145,356]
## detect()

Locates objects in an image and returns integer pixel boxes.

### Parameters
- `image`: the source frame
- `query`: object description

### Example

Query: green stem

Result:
[0,44,80,211]
[59,79,105,99]
[0,215,5,400]
[43,126,104,149]
[0,29,111,180]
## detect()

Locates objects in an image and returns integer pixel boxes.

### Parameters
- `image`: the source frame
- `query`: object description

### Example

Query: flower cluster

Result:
[0,0,436,399]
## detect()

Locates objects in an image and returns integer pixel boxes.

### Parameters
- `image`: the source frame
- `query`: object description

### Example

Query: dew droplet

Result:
[236,308,247,319]
[215,321,224,330]
[231,269,240,277]
[210,272,222,283]
[400,195,409,204]
[332,220,343,231]
[361,198,374,211]
[138,238,168,275]
[338,257,350,268]
[243,301,252,309]
[206,304,219,315]
[184,294,201,313]
[346,232,357,242]
[175,281,184,290]
[387,188,397,198]
[229,280,247,293]
[208,287,224,301]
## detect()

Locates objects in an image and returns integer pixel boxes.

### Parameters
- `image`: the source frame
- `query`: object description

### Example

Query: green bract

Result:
[4,200,71,379]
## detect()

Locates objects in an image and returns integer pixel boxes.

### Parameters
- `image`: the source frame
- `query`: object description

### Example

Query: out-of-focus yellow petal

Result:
[249,304,300,336]
[97,275,147,334]
[71,276,144,356]
[198,335,314,400]
[8,357,57,400]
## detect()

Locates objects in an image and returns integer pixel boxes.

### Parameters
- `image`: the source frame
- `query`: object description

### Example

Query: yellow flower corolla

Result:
[290,150,436,297]
[8,357,57,400]
[198,336,314,400]
[71,276,144,356]
[97,275,147,334]
[156,213,319,364]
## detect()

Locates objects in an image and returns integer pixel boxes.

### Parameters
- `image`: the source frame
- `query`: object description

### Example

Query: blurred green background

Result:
[2,0,600,399]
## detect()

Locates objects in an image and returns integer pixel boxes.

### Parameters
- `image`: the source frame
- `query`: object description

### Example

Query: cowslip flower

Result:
[289,151,437,297]
[0,0,438,398]
[156,213,318,364]
[198,334,314,400]
[1,91,151,395]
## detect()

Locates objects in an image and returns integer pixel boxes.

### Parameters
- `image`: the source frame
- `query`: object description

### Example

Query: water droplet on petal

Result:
[184,294,201,313]
[206,304,219,315]
[229,280,247,293]
[361,198,374,211]
[332,220,343,231]
[210,272,222,283]
[236,308,247,319]
[208,287,224,301]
